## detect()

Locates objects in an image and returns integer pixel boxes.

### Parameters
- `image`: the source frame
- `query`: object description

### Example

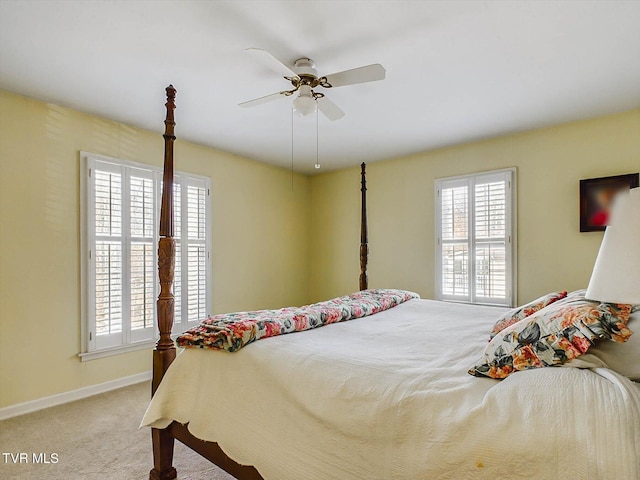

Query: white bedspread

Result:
[142,299,640,479]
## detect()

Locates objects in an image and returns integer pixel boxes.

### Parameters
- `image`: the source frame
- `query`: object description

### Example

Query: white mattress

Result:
[142,299,640,479]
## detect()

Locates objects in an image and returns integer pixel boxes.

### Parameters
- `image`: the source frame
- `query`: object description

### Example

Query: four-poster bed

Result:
[149,86,373,480]
[146,86,640,480]
[149,85,267,480]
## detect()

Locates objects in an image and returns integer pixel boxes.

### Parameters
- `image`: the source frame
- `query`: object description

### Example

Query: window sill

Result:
[78,341,155,362]
[439,298,513,308]
[77,332,187,362]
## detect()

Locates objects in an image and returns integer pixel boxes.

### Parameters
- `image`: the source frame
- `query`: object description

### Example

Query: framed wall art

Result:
[580,173,639,232]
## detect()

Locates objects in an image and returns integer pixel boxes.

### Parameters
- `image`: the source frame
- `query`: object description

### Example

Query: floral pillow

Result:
[489,290,568,339]
[470,290,634,379]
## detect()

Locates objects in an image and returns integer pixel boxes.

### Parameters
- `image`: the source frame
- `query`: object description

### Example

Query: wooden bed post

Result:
[359,162,368,291]
[150,85,178,480]
[146,88,369,480]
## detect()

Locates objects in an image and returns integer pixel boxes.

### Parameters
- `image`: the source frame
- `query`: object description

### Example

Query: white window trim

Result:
[79,151,211,361]
[434,167,517,307]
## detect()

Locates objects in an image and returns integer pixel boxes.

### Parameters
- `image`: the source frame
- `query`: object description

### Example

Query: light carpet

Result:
[0,381,235,479]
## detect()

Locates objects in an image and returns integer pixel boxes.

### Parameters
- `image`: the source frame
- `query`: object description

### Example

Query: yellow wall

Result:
[309,109,640,304]
[0,90,310,408]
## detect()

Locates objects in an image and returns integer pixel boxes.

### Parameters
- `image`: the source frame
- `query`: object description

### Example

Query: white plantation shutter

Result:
[440,183,469,298]
[129,170,156,343]
[171,176,210,334]
[94,242,122,336]
[474,179,507,302]
[186,184,208,323]
[83,153,211,356]
[173,183,183,326]
[435,169,516,306]
[91,163,125,350]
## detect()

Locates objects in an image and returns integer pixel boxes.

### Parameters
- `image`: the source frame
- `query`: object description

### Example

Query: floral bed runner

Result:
[177,289,419,352]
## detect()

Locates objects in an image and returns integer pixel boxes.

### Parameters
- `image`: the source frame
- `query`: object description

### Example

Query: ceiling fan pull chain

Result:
[315,106,320,170]
[291,106,295,189]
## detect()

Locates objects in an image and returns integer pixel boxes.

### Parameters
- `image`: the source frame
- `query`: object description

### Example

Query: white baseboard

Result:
[0,371,152,421]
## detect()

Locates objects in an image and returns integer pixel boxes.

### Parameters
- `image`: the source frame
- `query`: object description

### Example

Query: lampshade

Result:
[292,85,317,117]
[586,187,640,304]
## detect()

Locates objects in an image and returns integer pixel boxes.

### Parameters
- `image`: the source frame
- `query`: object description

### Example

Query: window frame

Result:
[434,167,517,307]
[79,152,211,361]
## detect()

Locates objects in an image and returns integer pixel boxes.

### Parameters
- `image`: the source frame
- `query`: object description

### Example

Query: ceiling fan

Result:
[239,48,386,121]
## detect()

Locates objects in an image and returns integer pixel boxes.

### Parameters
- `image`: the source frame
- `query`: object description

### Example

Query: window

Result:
[81,152,211,359]
[435,168,516,307]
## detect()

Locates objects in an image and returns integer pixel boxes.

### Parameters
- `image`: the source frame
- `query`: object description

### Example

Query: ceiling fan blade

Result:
[322,64,386,88]
[239,91,290,108]
[246,48,298,79]
[317,96,345,121]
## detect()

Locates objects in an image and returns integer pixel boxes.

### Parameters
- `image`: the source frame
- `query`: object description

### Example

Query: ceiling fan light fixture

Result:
[292,85,317,117]
[241,48,384,122]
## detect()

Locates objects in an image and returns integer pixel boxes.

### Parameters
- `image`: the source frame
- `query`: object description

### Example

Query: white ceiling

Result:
[1,1,639,174]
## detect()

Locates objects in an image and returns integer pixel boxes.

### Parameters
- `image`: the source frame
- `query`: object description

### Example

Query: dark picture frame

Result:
[580,173,639,232]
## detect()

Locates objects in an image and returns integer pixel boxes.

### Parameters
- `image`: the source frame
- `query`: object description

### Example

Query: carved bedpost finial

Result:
[164,85,176,130]
[166,84,176,101]
[359,162,369,291]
